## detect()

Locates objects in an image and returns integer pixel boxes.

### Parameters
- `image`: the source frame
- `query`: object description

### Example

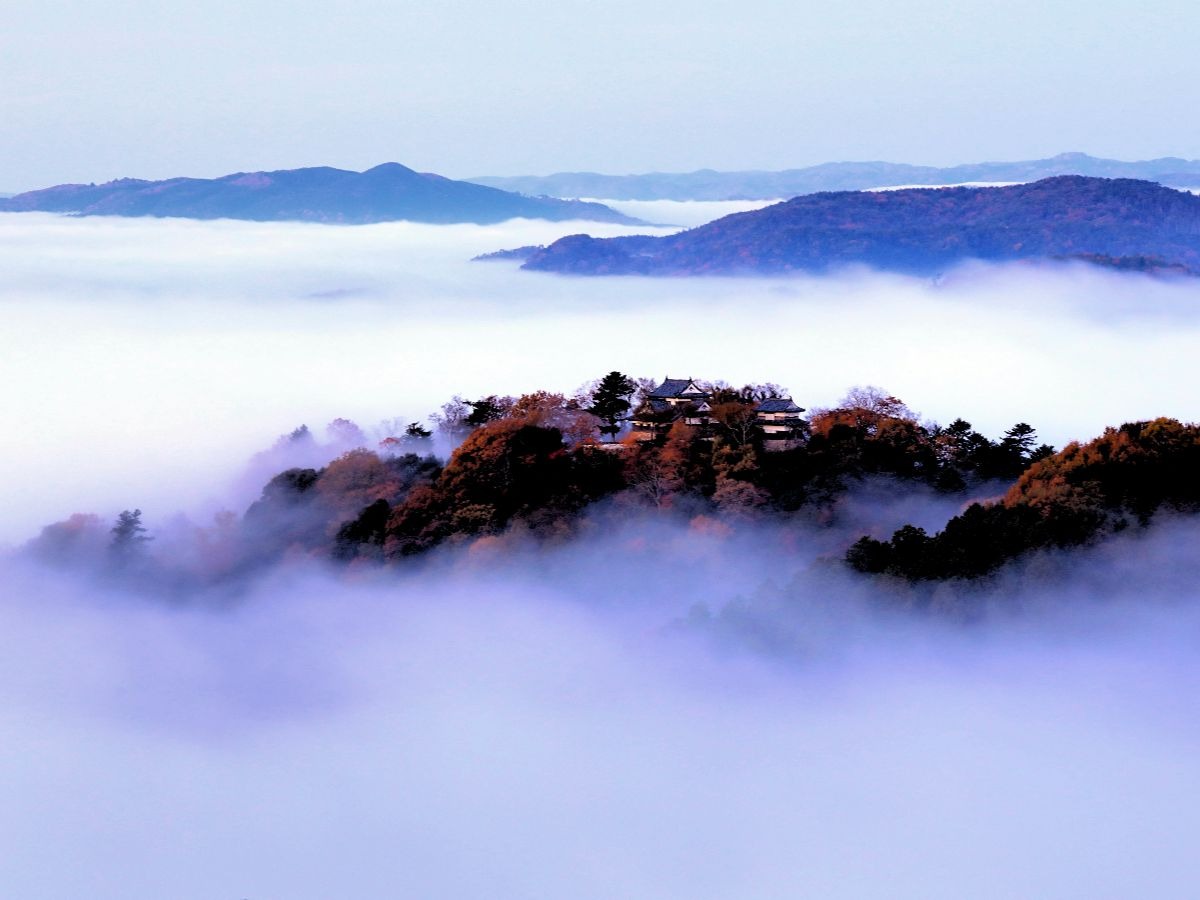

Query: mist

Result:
[5,209,1200,898]
[5,504,1200,899]
[587,197,782,227]
[3,209,1200,543]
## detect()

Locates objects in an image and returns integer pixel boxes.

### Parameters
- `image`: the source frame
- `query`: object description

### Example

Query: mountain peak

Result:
[363,162,419,176]
[0,163,640,226]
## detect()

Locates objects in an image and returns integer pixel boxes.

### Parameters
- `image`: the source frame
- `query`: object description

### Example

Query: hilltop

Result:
[849,417,1200,582]
[0,163,640,226]
[521,176,1200,276]
[31,372,1200,599]
[471,152,1200,201]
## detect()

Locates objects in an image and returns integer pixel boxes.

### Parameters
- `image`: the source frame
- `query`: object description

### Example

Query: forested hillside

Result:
[0,163,639,225]
[522,177,1200,275]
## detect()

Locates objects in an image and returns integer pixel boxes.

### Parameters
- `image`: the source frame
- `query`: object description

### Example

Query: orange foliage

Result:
[505,390,599,445]
[316,449,404,519]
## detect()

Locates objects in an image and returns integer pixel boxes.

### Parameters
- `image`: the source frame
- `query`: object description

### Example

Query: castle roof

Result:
[648,377,707,399]
[755,398,805,413]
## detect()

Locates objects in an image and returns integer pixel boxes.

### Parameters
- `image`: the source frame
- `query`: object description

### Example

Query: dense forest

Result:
[847,417,1200,580]
[24,374,1200,598]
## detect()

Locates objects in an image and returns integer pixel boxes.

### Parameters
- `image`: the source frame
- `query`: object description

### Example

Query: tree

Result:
[709,400,760,446]
[317,449,404,521]
[1002,423,1037,455]
[932,418,988,465]
[333,499,391,561]
[110,509,151,559]
[384,419,580,552]
[625,421,692,507]
[740,382,786,402]
[29,513,107,566]
[466,396,511,427]
[847,417,1200,581]
[430,396,472,441]
[508,391,599,446]
[326,418,367,448]
[286,425,313,445]
[712,477,771,516]
[380,421,433,454]
[588,371,637,442]
[821,386,917,432]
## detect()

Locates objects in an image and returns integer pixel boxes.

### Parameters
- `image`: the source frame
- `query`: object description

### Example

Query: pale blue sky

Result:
[3,0,1198,190]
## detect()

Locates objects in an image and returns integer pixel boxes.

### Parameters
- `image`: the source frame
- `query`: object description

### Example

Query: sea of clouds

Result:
[3,206,1200,898]
[3,207,1200,543]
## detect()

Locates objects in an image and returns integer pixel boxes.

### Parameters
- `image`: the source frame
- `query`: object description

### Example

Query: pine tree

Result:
[588,371,636,442]
[110,509,151,560]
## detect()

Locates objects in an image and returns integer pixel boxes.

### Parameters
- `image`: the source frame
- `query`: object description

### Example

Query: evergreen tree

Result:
[588,371,636,442]
[109,509,151,563]
[465,396,507,427]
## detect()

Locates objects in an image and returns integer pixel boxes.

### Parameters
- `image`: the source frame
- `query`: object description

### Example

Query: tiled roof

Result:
[755,398,805,413]
[633,397,709,421]
[648,377,706,399]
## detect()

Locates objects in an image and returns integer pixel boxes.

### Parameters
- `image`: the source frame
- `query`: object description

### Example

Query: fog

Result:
[4,509,1200,899]
[4,209,1200,897]
[3,209,1200,543]
[587,197,782,227]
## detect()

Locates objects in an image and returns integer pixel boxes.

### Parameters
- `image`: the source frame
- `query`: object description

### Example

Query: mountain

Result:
[0,163,640,225]
[520,177,1200,276]
[470,152,1200,201]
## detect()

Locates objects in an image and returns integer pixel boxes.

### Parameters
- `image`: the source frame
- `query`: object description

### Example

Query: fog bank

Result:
[4,511,1200,899]
[584,196,781,227]
[3,212,1200,542]
[5,204,1200,896]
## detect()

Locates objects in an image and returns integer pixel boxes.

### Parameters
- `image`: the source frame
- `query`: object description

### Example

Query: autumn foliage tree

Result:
[848,417,1200,580]
[224,379,1070,569]
[507,390,599,445]
[27,513,108,567]
[383,418,624,556]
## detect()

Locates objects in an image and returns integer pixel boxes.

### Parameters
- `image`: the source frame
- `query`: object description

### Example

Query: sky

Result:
[4,0,1200,191]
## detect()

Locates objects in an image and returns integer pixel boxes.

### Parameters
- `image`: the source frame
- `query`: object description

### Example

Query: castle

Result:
[630,377,805,449]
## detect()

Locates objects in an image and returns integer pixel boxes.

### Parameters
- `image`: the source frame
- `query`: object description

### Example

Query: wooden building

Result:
[755,397,806,449]
[631,377,712,440]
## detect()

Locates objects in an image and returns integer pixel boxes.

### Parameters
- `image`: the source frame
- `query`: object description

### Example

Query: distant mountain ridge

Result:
[471,152,1200,201]
[521,176,1200,276]
[0,163,639,225]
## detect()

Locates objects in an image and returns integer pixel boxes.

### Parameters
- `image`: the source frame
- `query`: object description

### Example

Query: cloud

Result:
[3,212,1200,543]
[4,210,1200,897]
[581,197,782,227]
[4,509,1200,899]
